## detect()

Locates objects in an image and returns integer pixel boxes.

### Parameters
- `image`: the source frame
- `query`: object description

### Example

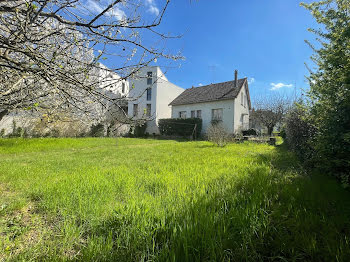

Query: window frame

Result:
[191,110,195,118]
[179,111,187,119]
[196,110,202,119]
[146,88,152,101]
[212,108,223,121]
[147,71,152,85]
[122,82,125,93]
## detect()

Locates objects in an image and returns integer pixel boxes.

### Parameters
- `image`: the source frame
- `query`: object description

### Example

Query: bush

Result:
[89,123,105,137]
[283,104,316,165]
[242,129,257,136]
[134,122,147,137]
[207,123,229,147]
[158,118,202,137]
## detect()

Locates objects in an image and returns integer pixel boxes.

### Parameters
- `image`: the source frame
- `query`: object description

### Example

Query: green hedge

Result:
[158,118,202,137]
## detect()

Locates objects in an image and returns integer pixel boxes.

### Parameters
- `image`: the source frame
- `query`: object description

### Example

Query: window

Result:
[212,108,223,121]
[244,94,247,108]
[179,111,187,119]
[133,104,138,117]
[197,110,202,118]
[147,71,152,85]
[122,82,125,93]
[241,93,244,106]
[146,104,151,117]
[191,110,195,118]
[146,88,152,101]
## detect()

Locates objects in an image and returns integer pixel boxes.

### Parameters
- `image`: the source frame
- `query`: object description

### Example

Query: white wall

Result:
[127,66,184,134]
[234,81,250,132]
[127,67,158,129]
[171,100,235,134]
[156,81,184,121]
[94,63,129,97]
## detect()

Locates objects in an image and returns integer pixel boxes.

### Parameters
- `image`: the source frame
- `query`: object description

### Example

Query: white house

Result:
[169,71,251,134]
[127,66,184,134]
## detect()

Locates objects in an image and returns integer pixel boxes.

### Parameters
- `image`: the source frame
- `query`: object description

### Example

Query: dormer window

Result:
[147,72,152,85]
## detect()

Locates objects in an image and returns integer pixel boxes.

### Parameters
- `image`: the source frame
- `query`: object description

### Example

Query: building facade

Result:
[169,72,251,134]
[127,66,184,134]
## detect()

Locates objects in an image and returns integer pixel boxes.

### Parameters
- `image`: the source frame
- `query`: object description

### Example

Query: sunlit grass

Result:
[1,138,349,261]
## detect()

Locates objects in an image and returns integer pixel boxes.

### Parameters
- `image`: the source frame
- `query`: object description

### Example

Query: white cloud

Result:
[145,0,159,16]
[270,82,293,91]
[85,0,126,21]
[248,78,255,85]
[198,83,203,86]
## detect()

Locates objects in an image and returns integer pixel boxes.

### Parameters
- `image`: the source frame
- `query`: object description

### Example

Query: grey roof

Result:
[169,78,247,106]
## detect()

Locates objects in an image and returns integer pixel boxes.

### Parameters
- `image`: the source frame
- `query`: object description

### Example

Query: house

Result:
[127,66,184,134]
[169,70,251,134]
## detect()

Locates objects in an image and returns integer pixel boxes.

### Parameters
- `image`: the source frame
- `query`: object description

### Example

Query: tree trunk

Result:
[0,110,8,123]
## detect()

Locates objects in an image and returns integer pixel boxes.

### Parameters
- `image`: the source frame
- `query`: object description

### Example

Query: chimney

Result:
[234,70,238,88]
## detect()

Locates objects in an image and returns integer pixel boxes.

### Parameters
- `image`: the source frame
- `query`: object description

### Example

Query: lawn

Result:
[0,138,350,261]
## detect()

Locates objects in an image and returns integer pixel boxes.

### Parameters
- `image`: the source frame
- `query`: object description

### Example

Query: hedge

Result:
[158,118,202,137]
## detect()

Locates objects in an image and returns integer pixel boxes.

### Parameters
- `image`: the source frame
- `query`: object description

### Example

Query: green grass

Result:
[0,138,349,261]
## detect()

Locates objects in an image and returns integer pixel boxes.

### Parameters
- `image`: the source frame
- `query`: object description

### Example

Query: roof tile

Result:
[169,78,247,106]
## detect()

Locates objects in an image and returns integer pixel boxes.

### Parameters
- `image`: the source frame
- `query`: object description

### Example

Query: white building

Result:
[127,66,184,134]
[169,71,251,134]
[92,63,128,97]
[0,63,130,136]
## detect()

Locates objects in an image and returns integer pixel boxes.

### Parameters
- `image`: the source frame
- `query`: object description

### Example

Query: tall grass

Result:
[0,138,349,261]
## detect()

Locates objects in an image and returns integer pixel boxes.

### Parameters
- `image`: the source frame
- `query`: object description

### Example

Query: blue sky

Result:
[146,0,319,101]
[88,0,319,101]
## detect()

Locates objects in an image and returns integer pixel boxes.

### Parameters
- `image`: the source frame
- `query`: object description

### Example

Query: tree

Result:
[251,94,292,136]
[0,0,182,123]
[301,0,350,178]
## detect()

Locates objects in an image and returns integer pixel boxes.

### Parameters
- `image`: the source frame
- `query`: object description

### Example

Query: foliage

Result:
[207,123,229,147]
[0,0,182,126]
[283,103,317,165]
[301,0,350,180]
[0,138,350,261]
[134,122,147,137]
[89,123,105,137]
[242,128,257,136]
[158,118,202,137]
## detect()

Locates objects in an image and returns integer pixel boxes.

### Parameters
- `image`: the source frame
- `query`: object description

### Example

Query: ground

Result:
[0,138,350,261]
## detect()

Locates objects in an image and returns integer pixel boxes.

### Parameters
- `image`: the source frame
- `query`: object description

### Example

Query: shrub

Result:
[158,118,202,137]
[134,122,147,137]
[50,129,60,138]
[0,129,5,138]
[242,129,257,136]
[207,123,229,147]
[283,103,316,165]
[89,123,105,137]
